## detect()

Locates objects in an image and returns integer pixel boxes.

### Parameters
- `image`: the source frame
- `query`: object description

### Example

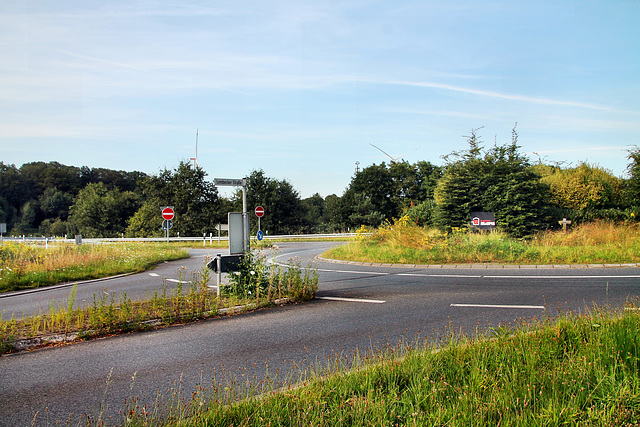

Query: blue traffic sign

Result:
[162,219,173,230]
[257,230,264,241]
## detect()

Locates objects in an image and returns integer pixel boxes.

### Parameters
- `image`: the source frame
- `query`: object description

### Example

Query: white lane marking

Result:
[484,275,640,279]
[399,273,483,278]
[149,273,160,277]
[317,268,390,275]
[317,296,386,304]
[165,278,190,284]
[318,267,639,280]
[451,303,545,310]
[274,259,639,280]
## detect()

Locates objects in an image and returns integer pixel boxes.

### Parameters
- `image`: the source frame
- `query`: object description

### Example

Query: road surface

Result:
[1,241,639,426]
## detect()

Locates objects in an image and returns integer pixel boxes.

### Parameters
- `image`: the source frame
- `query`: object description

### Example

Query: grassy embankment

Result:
[326,219,640,265]
[171,305,640,426]
[0,242,190,293]
[0,250,318,354]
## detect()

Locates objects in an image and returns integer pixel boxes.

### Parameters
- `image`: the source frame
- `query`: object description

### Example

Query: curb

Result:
[3,298,293,354]
[315,256,640,269]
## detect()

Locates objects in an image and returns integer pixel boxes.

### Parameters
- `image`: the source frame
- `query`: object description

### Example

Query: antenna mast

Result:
[191,129,199,168]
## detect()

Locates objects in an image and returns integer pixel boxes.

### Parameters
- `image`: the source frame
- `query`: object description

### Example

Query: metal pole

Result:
[242,178,249,253]
[216,254,221,298]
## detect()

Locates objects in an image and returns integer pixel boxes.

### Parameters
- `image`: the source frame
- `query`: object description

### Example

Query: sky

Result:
[1,0,639,199]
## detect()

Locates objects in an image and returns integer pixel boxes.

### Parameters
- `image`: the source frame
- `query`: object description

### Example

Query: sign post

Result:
[162,206,175,244]
[215,178,249,253]
[559,217,572,232]
[255,206,264,239]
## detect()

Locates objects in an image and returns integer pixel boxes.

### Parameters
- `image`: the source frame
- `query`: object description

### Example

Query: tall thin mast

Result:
[191,129,199,168]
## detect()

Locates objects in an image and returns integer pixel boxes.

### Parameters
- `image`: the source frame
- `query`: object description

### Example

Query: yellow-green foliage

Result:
[538,163,622,210]
[0,242,188,292]
[327,220,640,265]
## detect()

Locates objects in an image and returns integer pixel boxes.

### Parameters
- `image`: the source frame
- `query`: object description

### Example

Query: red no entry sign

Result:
[162,207,175,220]
[255,206,265,218]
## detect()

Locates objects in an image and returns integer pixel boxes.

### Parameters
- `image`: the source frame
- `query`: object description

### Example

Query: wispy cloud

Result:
[528,146,633,155]
[388,80,634,113]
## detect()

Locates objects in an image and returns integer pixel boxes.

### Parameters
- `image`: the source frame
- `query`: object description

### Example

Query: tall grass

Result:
[169,304,640,426]
[0,242,189,292]
[327,219,640,265]
[0,255,318,354]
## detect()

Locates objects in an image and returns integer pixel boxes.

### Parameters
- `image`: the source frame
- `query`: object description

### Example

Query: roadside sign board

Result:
[162,219,173,230]
[257,230,264,241]
[255,206,264,217]
[470,212,496,230]
[214,178,245,187]
[228,212,245,255]
[162,206,175,220]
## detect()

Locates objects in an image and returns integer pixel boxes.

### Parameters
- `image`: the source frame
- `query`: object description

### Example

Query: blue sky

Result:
[1,0,639,198]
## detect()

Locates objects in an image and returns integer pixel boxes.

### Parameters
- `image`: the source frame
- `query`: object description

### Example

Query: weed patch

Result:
[327,219,640,265]
[0,253,318,354]
[0,242,189,293]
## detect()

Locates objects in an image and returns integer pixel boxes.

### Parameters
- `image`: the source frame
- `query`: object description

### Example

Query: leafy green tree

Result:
[126,200,163,237]
[540,163,623,211]
[0,163,26,229]
[20,161,83,198]
[341,163,394,228]
[323,194,344,232]
[13,200,40,234]
[237,170,307,235]
[434,126,552,237]
[302,193,326,233]
[80,167,147,192]
[69,182,141,237]
[340,160,442,229]
[38,187,73,221]
[136,161,222,236]
[625,146,640,207]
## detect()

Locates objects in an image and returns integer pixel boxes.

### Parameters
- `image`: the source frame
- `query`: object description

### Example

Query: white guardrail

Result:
[2,233,360,245]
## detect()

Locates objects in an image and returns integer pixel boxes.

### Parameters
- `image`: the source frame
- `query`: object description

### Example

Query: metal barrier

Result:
[1,233,360,245]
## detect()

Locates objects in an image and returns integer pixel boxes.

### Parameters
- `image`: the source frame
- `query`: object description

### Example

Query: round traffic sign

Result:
[255,206,265,218]
[162,207,175,220]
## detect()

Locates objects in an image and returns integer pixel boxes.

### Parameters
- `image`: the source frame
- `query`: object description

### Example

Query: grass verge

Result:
[0,242,189,293]
[165,303,640,426]
[0,254,318,355]
[326,220,640,265]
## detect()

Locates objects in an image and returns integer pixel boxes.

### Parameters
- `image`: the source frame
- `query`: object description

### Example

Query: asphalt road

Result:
[1,242,640,426]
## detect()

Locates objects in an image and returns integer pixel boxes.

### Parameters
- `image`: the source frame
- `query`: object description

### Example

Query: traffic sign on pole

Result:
[255,206,265,218]
[162,207,175,220]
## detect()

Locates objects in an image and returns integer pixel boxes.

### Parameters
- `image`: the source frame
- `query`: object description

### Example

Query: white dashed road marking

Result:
[451,303,545,310]
[317,296,386,304]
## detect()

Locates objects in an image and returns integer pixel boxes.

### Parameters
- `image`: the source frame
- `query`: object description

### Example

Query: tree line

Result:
[2,127,640,238]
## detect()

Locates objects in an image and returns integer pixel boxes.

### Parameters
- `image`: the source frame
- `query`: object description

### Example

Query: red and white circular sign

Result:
[162,207,175,220]
[255,206,265,218]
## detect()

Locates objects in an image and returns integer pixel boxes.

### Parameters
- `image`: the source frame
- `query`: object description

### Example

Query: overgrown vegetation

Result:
[44,304,639,425]
[0,252,318,354]
[327,218,640,265]
[175,304,640,426]
[0,242,189,293]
